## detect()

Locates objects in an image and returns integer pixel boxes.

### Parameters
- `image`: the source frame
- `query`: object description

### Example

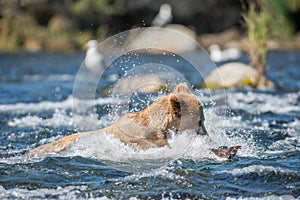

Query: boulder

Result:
[125,24,197,53]
[111,75,167,95]
[203,62,260,89]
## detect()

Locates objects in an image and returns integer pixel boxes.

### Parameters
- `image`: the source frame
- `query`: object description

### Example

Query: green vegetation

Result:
[243,1,271,86]
[265,0,299,40]
[0,11,93,53]
[0,0,125,53]
[0,0,299,53]
[0,13,40,52]
[71,0,125,16]
[242,0,300,86]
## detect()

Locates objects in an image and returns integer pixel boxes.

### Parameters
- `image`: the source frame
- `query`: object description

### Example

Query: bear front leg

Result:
[26,133,79,157]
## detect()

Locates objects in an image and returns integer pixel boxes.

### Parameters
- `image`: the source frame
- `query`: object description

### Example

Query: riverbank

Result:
[2,26,300,54]
[198,28,300,51]
[1,0,299,53]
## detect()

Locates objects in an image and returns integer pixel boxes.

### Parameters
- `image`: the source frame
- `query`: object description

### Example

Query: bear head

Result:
[165,83,207,136]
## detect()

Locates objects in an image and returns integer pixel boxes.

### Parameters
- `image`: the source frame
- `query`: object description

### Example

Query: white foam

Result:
[63,127,254,165]
[48,74,75,82]
[266,135,300,154]
[6,129,238,172]
[217,165,297,176]
[0,185,100,200]
[288,119,300,129]
[0,96,118,114]
[7,110,73,128]
[7,109,107,131]
[119,164,184,183]
[70,131,194,161]
[228,91,300,114]
[226,194,297,200]
[23,74,74,82]
[203,108,259,158]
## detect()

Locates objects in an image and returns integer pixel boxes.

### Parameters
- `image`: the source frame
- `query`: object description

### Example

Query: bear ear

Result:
[175,83,190,94]
[168,94,181,117]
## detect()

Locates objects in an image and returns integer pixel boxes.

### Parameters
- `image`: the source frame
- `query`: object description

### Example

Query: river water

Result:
[0,51,299,199]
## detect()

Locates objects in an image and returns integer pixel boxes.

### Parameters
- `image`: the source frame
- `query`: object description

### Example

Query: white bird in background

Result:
[209,44,242,62]
[84,40,105,73]
[152,3,173,27]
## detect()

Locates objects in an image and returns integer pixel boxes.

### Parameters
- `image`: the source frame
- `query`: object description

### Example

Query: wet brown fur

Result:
[27,83,207,157]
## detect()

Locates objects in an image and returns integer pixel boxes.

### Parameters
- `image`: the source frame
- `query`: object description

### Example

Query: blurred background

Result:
[0,0,300,53]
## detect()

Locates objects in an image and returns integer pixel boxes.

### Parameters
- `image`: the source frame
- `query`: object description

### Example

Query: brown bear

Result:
[27,83,240,159]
